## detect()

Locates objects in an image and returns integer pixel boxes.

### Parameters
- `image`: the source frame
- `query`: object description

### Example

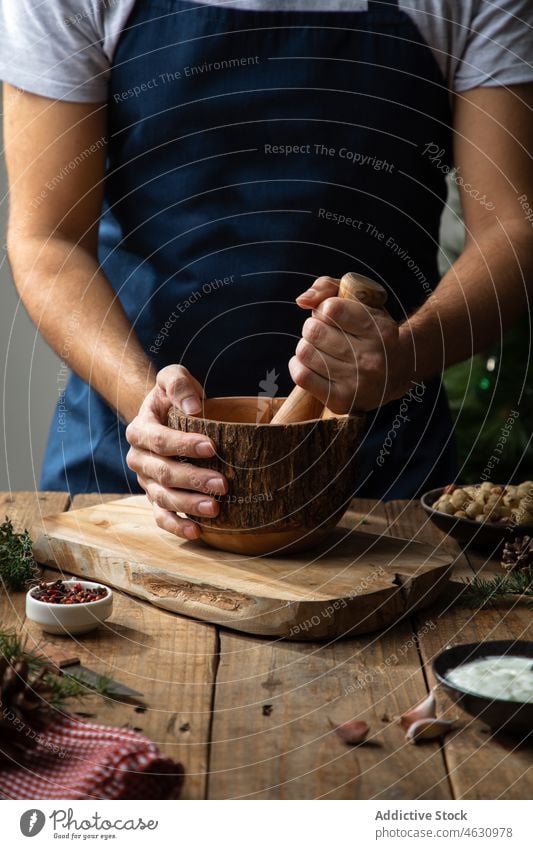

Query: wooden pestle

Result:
[271,272,389,424]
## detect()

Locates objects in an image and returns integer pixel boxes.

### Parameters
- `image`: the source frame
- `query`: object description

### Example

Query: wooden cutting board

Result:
[31,495,453,640]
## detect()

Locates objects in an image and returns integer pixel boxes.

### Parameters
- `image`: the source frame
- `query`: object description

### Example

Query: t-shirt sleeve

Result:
[0,0,109,102]
[455,0,533,91]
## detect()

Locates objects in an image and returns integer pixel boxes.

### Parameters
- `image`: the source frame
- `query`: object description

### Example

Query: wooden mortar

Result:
[168,397,365,556]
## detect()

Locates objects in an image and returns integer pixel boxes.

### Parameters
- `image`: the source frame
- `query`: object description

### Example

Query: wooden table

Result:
[1,491,532,800]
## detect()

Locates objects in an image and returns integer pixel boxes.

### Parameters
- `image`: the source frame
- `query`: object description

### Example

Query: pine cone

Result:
[501,536,533,572]
[0,655,55,763]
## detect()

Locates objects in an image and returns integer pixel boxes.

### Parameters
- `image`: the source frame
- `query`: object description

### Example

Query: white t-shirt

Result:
[1,0,533,103]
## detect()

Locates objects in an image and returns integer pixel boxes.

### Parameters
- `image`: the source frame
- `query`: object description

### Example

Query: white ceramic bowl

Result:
[26,579,113,635]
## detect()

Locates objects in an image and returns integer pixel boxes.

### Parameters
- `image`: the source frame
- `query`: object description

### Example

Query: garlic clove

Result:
[405,718,455,744]
[397,690,436,731]
[330,718,370,745]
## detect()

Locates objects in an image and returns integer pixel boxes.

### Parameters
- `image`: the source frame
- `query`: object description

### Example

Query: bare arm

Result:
[3,84,154,422]
[292,85,533,412]
[398,84,533,385]
[4,84,227,535]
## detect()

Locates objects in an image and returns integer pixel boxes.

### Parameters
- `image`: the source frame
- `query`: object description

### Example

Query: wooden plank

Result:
[465,545,509,578]
[66,493,218,800]
[31,494,453,639]
[385,496,469,573]
[208,500,452,800]
[385,499,533,801]
[0,492,70,628]
[28,578,218,800]
[2,492,217,800]
[0,491,70,531]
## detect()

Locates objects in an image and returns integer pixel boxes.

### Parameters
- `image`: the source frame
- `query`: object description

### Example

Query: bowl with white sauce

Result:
[433,640,533,735]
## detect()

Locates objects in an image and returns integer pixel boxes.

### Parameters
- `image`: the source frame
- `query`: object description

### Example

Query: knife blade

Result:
[44,647,145,702]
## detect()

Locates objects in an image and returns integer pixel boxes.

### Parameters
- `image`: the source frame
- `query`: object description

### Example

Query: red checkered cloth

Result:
[0,715,185,799]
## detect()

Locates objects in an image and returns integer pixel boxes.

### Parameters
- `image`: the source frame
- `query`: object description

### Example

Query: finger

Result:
[295,338,354,382]
[301,317,356,362]
[126,420,216,459]
[288,355,342,410]
[313,297,393,338]
[296,275,340,308]
[296,333,394,387]
[152,502,201,541]
[156,364,205,415]
[141,477,221,518]
[127,450,227,494]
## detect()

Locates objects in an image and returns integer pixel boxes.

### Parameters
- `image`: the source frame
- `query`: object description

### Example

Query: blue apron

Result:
[40,0,457,498]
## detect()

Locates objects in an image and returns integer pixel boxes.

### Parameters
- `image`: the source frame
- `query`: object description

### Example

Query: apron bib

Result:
[40,0,457,497]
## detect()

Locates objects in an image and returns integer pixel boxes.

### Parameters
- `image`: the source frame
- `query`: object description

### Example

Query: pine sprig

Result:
[0,517,39,591]
[459,568,533,609]
[0,630,120,706]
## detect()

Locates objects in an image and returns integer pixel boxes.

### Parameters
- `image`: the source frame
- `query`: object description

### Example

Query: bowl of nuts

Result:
[26,579,113,635]
[421,482,533,550]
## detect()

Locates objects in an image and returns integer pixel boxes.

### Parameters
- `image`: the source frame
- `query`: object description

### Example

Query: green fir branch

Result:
[459,568,533,609]
[0,630,123,707]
